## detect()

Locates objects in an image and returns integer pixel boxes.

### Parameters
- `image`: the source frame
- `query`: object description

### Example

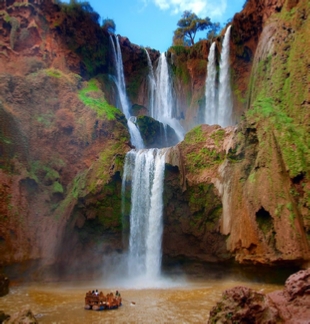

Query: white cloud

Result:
[152,0,227,18]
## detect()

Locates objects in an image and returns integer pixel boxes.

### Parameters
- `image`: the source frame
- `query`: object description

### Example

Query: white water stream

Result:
[111,42,183,283]
[205,42,217,125]
[205,25,233,127]
[110,35,144,148]
[122,149,167,281]
[145,48,156,118]
[154,53,184,141]
[218,25,233,127]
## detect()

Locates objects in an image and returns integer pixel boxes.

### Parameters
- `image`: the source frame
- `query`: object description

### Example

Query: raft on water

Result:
[84,291,122,311]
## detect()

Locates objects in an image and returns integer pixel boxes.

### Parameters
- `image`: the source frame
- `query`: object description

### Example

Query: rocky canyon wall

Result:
[0,0,132,278]
[162,0,310,266]
[0,0,309,278]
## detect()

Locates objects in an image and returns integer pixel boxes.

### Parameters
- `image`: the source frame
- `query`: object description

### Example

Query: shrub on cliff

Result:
[55,1,113,77]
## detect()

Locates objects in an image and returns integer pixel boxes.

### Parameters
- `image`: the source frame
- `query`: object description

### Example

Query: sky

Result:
[64,0,245,52]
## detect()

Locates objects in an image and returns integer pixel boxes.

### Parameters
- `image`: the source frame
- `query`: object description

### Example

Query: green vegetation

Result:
[210,129,225,147]
[28,161,61,185]
[46,68,63,78]
[174,61,190,85]
[183,125,205,144]
[36,113,54,127]
[182,126,226,173]
[169,45,190,56]
[9,17,19,50]
[186,183,222,232]
[53,181,64,194]
[78,79,121,120]
[275,203,284,218]
[186,147,224,172]
[102,18,115,33]
[0,133,12,145]
[56,1,111,76]
[247,1,310,181]
[60,0,100,24]
[87,142,125,193]
[0,10,10,23]
[70,171,87,199]
[247,96,309,178]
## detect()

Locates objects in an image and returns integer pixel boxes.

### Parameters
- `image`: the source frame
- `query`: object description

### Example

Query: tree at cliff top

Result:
[173,11,219,46]
[102,18,116,34]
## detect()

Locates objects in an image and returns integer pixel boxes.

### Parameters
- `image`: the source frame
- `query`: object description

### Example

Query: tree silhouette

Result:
[173,11,218,46]
[102,18,116,34]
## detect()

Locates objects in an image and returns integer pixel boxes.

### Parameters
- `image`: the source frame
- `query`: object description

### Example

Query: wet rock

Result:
[0,311,10,323]
[208,286,281,323]
[209,269,310,323]
[0,274,9,297]
[3,308,37,324]
[268,269,310,323]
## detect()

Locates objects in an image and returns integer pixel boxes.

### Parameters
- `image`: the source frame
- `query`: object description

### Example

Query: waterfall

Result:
[145,49,156,118]
[127,117,144,149]
[110,35,144,148]
[123,149,167,280]
[110,35,130,119]
[204,42,217,125]
[154,53,184,141]
[218,25,233,127]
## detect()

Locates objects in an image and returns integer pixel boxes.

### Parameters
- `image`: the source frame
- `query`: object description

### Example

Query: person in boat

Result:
[95,289,99,296]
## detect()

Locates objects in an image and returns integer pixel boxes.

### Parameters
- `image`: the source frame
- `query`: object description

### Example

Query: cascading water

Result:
[204,42,217,125]
[218,25,233,127]
[122,149,167,281]
[128,117,144,149]
[110,35,144,148]
[204,25,233,127]
[117,46,184,285]
[145,49,156,118]
[110,35,130,119]
[154,53,184,141]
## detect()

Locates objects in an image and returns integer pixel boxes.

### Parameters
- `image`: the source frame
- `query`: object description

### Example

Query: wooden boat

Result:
[84,291,122,311]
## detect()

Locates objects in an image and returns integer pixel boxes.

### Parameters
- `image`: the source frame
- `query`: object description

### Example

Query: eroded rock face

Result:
[162,125,235,262]
[0,59,129,277]
[0,0,309,276]
[208,268,310,324]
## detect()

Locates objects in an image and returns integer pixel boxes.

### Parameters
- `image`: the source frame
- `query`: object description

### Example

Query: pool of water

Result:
[1,275,283,323]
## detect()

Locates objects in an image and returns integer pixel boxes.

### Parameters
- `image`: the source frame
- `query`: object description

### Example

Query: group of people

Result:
[90,289,121,298]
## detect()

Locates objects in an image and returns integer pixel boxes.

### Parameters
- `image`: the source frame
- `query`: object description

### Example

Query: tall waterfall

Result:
[110,35,130,119]
[204,42,217,125]
[123,149,167,280]
[145,49,156,118]
[154,53,184,141]
[218,25,233,127]
[110,35,144,148]
[204,25,233,127]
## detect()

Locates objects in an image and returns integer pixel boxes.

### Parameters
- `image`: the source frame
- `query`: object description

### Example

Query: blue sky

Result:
[65,0,245,52]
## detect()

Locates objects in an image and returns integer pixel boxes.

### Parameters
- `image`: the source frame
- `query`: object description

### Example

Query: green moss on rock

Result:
[78,79,122,121]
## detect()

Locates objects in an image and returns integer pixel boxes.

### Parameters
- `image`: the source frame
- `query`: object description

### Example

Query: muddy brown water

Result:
[1,276,283,323]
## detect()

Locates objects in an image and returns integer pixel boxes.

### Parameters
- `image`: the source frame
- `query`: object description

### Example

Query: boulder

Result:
[3,308,37,324]
[0,311,10,323]
[0,274,9,297]
[208,269,310,323]
[208,286,281,323]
